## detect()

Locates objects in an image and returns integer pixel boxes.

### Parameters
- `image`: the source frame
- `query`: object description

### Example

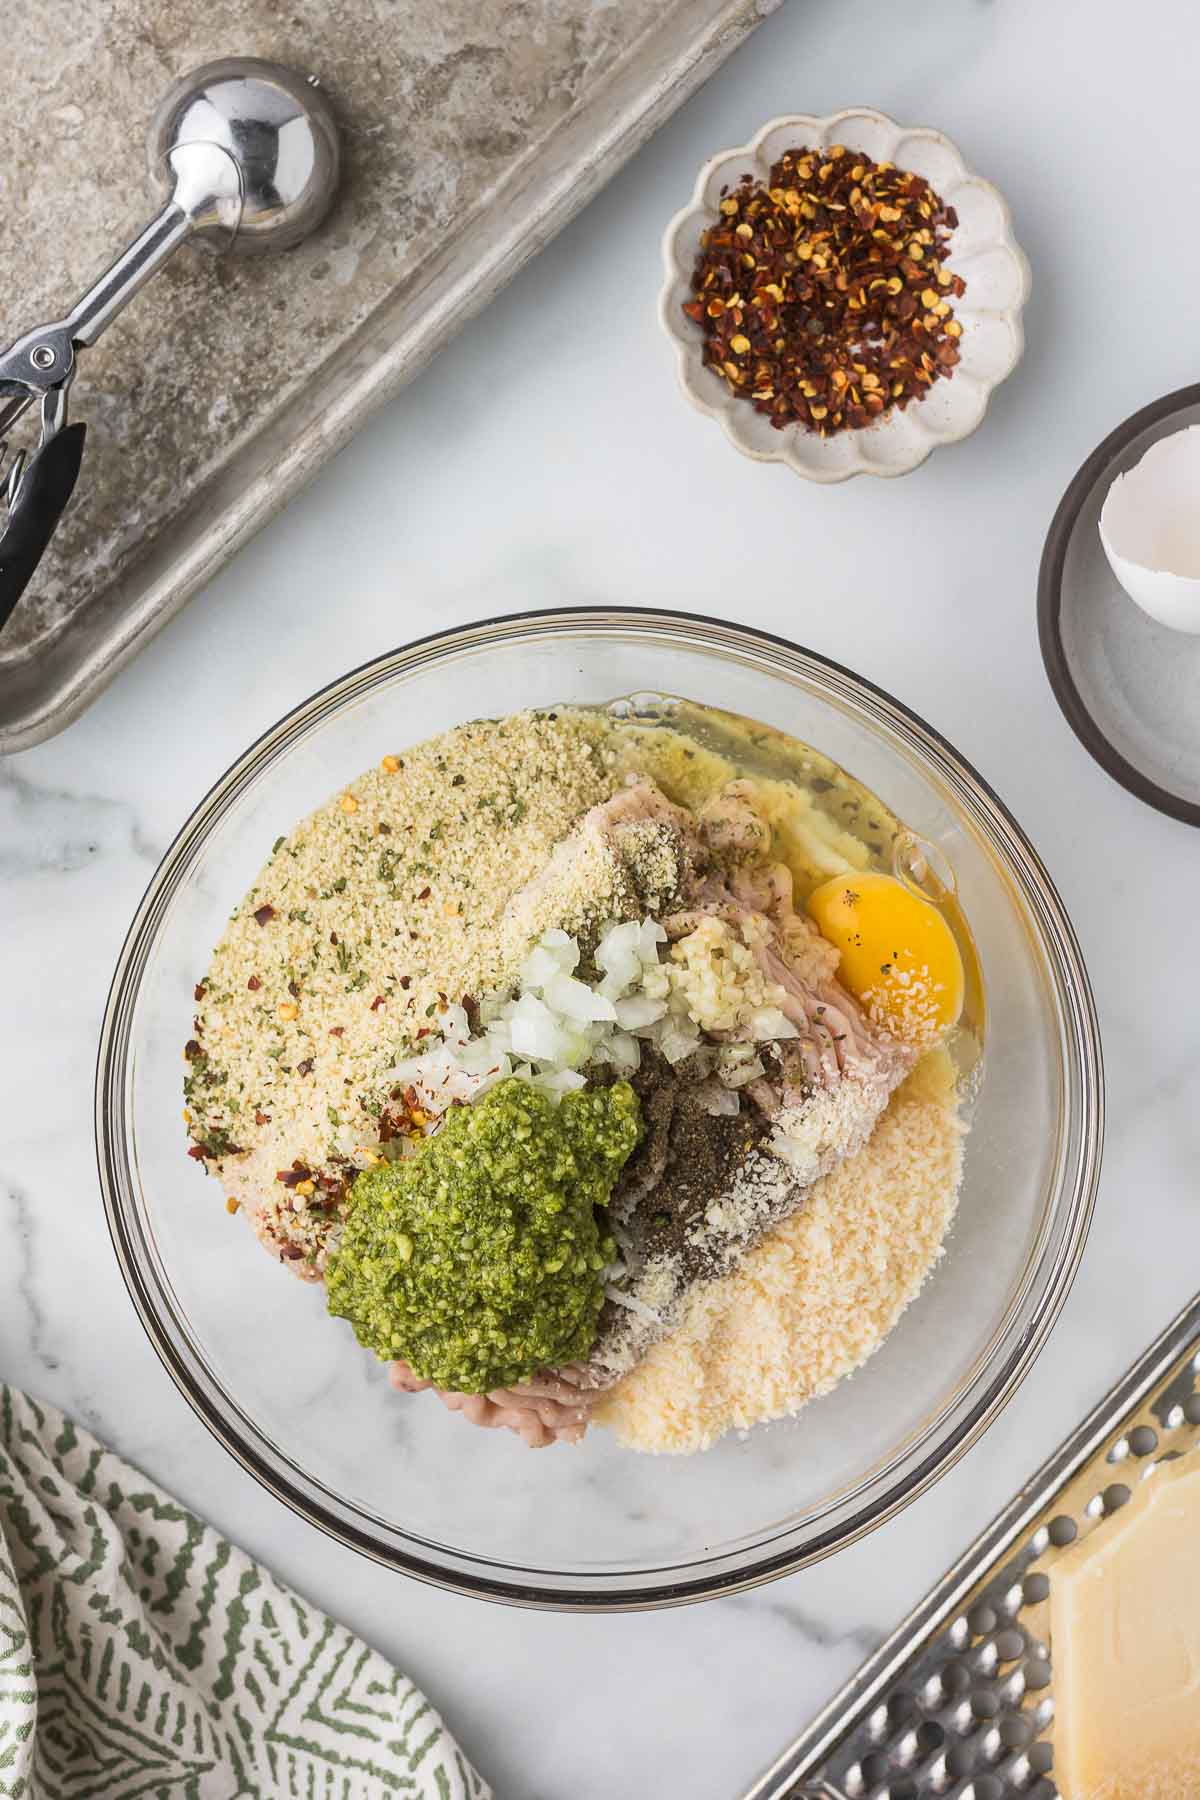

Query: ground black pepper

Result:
[606,1053,770,1274]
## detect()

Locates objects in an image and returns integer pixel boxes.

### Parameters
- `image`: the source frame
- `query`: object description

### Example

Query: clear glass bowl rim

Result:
[96,606,1104,1610]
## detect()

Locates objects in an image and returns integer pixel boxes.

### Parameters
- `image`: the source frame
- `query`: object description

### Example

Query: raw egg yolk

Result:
[806,871,964,1043]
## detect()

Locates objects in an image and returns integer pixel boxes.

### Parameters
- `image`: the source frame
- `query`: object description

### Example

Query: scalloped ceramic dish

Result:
[659,109,1031,482]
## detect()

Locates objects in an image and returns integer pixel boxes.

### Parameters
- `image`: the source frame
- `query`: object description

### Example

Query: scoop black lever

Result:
[0,422,86,632]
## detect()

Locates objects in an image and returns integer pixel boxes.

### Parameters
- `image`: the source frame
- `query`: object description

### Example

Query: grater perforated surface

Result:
[745,1295,1200,1800]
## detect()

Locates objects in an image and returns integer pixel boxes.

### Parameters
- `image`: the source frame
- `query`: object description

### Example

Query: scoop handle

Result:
[66,141,244,348]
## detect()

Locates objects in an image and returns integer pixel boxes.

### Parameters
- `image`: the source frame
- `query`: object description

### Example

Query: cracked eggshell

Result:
[1099,425,1200,633]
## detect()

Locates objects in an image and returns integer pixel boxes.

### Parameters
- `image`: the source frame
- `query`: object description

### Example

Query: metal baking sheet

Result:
[0,0,776,752]
[744,1293,1200,1800]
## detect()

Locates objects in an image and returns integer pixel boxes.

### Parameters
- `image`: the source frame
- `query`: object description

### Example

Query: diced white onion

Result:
[368,915,748,1131]
[597,919,640,959]
[602,1031,641,1073]
[439,1002,471,1043]
[594,922,641,991]
[749,1006,800,1042]
[694,1080,742,1116]
[719,1054,765,1090]
[509,992,571,1062]
[531,1067,587,1099]
[543,971,618,1023]
[604,1285,662,1326]
[520,944,564,990]
[608,1217,636,1257]
[614,993,667,1030]
[638,917,667,961]
[540,928,580,968]
[658,1018,701,1064]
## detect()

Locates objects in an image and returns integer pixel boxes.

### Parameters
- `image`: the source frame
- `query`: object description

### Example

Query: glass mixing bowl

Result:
[97,610,1103,1609]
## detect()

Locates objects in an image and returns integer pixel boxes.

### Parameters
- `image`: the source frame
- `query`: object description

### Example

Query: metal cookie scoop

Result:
[0,56,340,630]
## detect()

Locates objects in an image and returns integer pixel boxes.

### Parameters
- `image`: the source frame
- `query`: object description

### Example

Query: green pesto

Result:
[325,1079,642,1391]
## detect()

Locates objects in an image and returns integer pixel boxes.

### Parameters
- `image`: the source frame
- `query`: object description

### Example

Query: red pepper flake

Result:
[399,976,412,990]
[417,886,431,901]
[184,1039,203,1061]
[287,979,301,999]
[189,1135,241,1162]
[329,1026,345,1038]
[247,975,262,991]
[253,905,276,926]
[330,931,338,945]
[281,1245,304,1261]
[276,1164,311,1188]
[415,1028,429,1040]
[296,1057,315,1076]
[255,1110,271,1125]
[193,983,207,1002]
[370,995,386,1011]
[684,145,965,436]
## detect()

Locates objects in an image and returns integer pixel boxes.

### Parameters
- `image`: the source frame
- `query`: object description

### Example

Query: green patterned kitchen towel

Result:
[0,1387,492,1799]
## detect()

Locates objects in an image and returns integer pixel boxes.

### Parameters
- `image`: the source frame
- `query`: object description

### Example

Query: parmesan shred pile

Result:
[593,1050,965,1455]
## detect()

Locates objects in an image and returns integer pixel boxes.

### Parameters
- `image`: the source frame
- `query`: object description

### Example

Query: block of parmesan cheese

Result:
[1050,1451,1200,1800]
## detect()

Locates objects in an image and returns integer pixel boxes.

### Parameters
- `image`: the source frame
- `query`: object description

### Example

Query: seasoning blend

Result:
[683,145,966,436]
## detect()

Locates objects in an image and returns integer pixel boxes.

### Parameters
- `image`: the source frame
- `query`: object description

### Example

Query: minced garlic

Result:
[669,915,777,1033]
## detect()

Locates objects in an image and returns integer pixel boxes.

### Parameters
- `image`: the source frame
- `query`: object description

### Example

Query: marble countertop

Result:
[4,1,1198,1794]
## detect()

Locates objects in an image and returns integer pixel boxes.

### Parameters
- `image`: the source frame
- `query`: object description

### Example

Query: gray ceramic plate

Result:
[1039,385,1200,827]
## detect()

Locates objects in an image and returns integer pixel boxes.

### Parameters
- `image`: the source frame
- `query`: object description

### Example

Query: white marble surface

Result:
[3,1,1199,1794]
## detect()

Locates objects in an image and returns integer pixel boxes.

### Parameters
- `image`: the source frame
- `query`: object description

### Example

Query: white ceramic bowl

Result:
[659,109,1032,482]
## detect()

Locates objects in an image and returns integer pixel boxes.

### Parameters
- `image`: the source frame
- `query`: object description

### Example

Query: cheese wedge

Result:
[1051,1452,1200,1799]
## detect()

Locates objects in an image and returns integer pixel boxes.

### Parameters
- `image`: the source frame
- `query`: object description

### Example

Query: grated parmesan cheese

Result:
[861,962,948,1047]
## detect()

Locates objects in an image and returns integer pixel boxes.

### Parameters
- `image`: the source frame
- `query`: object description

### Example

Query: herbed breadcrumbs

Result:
[186,710,647,1270]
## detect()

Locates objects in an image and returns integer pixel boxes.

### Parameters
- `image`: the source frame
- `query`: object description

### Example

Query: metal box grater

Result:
[744,1294,1200,1800]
